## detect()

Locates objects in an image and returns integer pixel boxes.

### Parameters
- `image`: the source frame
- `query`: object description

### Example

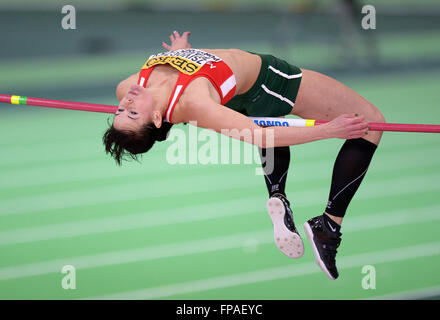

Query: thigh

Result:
[293,69,383,122]
[292,69,385,144]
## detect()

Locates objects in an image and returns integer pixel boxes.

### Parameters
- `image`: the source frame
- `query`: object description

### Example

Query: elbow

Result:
[258,138,268,149]
[255,127,277,149]
[259,140,277,149]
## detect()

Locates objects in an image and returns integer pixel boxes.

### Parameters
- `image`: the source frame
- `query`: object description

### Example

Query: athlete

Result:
[103,31,385,280]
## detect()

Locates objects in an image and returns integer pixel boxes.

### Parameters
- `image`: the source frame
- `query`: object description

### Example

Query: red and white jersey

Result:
[137,49,236,123]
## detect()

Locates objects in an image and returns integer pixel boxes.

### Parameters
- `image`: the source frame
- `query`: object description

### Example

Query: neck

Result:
[148,84,172,118]
[146,67,179,118]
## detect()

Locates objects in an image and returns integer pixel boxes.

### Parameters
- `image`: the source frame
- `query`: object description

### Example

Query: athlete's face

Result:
[113,84,154,132]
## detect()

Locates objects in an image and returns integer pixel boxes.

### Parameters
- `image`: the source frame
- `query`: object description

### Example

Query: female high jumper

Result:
[103,31,385,280]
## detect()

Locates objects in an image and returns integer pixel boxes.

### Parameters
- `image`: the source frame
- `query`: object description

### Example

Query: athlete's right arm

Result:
[181,97,369,148]
[161,31,191,51]
[116,30,191,101]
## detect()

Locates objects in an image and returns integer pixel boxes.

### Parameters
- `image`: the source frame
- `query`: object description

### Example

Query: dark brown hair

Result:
[102,120,173,165]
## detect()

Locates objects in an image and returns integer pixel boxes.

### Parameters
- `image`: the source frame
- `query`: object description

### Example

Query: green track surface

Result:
[1,65,439,299]
[1,4,440,298]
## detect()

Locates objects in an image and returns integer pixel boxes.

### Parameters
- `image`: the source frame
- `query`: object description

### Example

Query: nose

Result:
[118,97,133,110]
[123,94,134,104]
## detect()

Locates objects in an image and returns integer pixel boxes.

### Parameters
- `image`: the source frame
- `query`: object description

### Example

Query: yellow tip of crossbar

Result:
[305,119,316,127]
[10,95,27,105]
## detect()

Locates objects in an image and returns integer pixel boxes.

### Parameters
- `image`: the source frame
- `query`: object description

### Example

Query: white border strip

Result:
[268,65,302,79]
[220,75,236,98]
[261,84,294,107]
[165,85,183,122]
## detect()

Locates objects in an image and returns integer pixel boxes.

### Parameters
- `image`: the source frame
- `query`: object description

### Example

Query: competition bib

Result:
[141,49,222,75]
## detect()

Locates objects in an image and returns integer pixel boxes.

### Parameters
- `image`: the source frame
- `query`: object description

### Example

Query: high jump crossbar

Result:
[1,94,440,133]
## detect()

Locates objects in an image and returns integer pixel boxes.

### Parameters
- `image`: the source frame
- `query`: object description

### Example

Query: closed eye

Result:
[114,108,138,120]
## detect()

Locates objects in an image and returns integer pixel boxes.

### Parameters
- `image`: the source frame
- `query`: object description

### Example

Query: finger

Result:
[162,42,171,50]
[173,30,180,38]
[182,31,191,39]
[356,128,369,136]
[350,115,366,126]
[348,117,367,125]
[346,117,362,125]
[348,127,368,136]
[170,34,175,42]
[351,122,369,130]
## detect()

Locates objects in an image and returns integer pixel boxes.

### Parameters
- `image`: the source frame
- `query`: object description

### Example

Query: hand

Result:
[324,114,369,139]
[162,31,191,51]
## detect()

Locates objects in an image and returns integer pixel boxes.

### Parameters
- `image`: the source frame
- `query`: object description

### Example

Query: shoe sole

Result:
[303,222,336,280]
[266,197,304,259]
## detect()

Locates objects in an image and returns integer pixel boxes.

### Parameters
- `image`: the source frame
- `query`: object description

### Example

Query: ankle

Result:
[270,192,286,199]
[324,212,343,227]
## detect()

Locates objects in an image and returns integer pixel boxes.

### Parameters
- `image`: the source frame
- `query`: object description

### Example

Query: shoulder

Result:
[116,72,139,101]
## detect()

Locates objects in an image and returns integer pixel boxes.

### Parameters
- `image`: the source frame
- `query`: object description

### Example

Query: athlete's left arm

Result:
[180,97,331,148]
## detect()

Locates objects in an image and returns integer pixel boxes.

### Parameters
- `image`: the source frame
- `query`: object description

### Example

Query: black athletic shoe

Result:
[303,215,342,280]
[266,193,304,258]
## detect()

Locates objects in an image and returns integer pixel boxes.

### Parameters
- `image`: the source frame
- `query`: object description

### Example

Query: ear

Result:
[152,110,162,129]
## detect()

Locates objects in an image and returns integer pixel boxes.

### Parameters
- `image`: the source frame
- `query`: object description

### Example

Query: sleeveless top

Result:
[137,49,237,123]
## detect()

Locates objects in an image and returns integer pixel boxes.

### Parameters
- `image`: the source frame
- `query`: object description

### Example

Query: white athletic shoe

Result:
[266,194,304,259]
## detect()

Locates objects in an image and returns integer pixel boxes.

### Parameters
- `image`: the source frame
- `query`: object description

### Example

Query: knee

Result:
[365,105,386,123]
[364,107,385,145]
[366,107,385,124]
[375,110,386,123]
